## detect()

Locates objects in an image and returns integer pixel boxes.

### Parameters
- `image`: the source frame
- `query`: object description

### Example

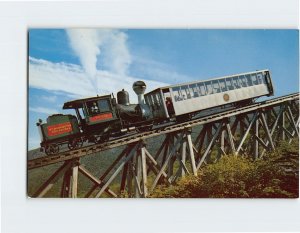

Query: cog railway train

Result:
[36,69,274,155]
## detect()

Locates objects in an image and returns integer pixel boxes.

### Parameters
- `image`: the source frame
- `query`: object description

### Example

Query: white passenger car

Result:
[144,69,274,120]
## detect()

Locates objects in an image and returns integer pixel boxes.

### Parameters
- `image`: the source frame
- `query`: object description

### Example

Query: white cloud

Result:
[41,95,57,103]
[29,57,168,103]
[29,106,59,115]
[102,30,131,75]
[66,29,132,93]
[29,57,95,96]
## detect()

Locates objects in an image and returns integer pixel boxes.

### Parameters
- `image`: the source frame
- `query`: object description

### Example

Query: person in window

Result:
[91,102,99,114]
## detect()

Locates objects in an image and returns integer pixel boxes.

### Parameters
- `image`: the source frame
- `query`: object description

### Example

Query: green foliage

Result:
[28,136,298,198]
[151,139,299,198]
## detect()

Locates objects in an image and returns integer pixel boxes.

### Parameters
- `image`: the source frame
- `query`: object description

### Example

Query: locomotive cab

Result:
[63,95,121,141]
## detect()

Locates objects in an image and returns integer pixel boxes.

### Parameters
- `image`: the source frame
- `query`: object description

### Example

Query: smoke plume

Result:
[66,29,131,94]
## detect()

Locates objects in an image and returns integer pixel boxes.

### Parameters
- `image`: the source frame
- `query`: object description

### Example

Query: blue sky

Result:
[28,29,299,149]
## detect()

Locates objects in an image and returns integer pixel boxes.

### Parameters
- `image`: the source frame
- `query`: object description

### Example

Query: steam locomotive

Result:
[36,69,274,155]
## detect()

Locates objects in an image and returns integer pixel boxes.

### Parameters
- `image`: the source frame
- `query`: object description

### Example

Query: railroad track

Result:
[28,92,299,170]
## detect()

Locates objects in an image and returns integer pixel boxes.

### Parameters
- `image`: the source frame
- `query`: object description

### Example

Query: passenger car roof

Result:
[146,69,269,95]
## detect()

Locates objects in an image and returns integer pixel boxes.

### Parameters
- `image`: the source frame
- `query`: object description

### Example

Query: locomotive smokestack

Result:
[133,81,146,105]
[132,81,152,119]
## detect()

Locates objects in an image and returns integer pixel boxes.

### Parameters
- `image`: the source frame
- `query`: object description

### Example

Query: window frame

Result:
[212,80,221,94]
[226,78,234,90]
[232,77,241,89]
[219,78,227,92]
[97,98,111,113]
[205,81,213,95]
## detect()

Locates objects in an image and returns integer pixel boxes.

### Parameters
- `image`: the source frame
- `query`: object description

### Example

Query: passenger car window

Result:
[219,79,227,92]
[226,78,234,90]
[245,74,252,86]
[189,84,198,98]
[251,74,258,85]
[239,75,247,87]
[205,81,213,95]
[232,77,240,89]
[212,80,220,94]
[198,83,206,96]
[181,85,190,99]
[256,72,263,84]
[172,87,182,102]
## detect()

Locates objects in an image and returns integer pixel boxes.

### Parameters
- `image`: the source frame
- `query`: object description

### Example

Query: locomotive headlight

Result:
[133,81,146,95]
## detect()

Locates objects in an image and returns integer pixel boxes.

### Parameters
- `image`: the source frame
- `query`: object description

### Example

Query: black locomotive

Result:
[37,81,154,155]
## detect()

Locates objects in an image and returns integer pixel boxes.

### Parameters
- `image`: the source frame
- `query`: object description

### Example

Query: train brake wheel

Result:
[45,144,59,155]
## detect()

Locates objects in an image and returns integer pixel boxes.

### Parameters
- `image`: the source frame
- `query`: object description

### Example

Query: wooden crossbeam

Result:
[151,132,184,191]
[175,152,190,177]
[254,119,259,159]
[133,172,142,197]
[127,160,133,196]
[219,129,226,157]
[32,161,73,198]
[195,126,207,161]
[236,112,258,154]
[180,139,187,177]
[120,161,129,194]
[71,164,79,198]
[231,117,240,135]
[141,147,148,197]
[153,135,169,160]
[260,113,275,150]
[144,148,170,182]
[197,122,223,170]
[226,123,236,153]
[60,169,71,197]
[282,127,294,138]
[287,106,299,136]
[78,165,117,197]
[186,133,197,176]
[260,106,285,157]
[254,135,269,150]
[84,145,131,197]
[95,143,140,198]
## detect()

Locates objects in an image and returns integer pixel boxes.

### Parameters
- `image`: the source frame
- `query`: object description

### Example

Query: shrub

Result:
[150,140,298,198]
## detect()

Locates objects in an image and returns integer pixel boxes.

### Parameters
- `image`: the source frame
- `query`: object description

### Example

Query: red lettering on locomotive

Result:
[47,122,73,136]
[90,113,113,122]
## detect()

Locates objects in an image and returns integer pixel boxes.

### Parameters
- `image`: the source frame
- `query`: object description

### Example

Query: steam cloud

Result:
[66,29,131,94]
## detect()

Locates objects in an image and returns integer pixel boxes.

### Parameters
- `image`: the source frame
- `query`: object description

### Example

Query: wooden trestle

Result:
[28,93,299,198]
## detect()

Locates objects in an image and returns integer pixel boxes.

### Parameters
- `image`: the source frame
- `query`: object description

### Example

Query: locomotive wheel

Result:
[68,138,83,150]
[45,144,59,155]
[95,133,110,144]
